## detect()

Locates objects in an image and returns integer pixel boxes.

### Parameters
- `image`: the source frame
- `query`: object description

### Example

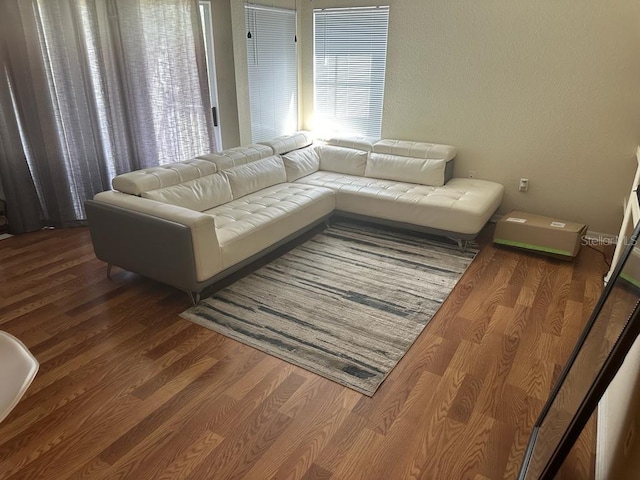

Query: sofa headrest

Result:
[197,143,273,170]
[372,139,457,161]
[258,131,313,155]
[323,136,378,152]
[111,159,217,196]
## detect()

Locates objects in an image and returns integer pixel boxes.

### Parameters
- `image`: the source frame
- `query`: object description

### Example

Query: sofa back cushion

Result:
[223,155,287,199]
[112,159,217,195]
[365,153,447,187]
[282,146,320,182]
[197,143,274,170]
[317,145,368,176]
[141,172,233,211]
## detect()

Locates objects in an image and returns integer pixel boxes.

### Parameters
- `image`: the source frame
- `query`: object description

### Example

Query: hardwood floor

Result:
[0,224,609,479]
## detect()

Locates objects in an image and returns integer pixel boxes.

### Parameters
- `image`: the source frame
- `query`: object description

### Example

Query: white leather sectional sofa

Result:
[86,132,504,303]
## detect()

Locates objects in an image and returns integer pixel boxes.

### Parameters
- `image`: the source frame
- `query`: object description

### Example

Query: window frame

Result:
[313,6,390,138]
[244,3,298,143]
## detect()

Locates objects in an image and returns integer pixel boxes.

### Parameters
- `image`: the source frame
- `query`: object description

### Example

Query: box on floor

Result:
[493,210,588,260]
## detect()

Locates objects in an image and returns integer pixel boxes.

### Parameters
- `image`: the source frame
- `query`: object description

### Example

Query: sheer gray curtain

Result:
[0,0,214,233]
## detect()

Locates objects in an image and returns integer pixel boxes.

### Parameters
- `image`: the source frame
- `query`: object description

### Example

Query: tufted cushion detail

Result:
[372,139,457,161]
[111,159,217,195]
[209,184,332,232]
[206,183,335,267]
[295,172,504,235]
[197,144,273,170]
[323,136,378,152]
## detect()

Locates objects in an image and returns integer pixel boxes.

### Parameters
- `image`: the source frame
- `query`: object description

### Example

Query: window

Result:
[313,6,389,138]
[245,4,298,143]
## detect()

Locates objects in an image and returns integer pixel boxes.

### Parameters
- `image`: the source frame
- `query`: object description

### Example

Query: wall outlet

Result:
[468,170,476,178]
[519,178,529,192]
[624,418,637,458]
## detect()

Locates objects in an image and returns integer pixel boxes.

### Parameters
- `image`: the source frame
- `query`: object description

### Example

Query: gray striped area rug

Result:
[181,222,477,396]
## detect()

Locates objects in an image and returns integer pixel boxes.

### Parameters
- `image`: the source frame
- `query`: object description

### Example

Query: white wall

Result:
[295,0,640,234]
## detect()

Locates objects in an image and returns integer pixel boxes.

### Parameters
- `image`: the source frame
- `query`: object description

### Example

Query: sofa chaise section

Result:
[296,173,503,239]
[283,140,503,242]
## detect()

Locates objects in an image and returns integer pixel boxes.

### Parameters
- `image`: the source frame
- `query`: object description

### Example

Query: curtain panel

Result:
[0,0,214,233]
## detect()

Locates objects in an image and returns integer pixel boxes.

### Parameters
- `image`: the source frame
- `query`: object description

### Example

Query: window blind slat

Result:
[245,4,297,143]
[313,6,389,138]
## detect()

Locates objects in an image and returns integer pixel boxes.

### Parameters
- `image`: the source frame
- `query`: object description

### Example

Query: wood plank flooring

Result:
[0,224,609,479]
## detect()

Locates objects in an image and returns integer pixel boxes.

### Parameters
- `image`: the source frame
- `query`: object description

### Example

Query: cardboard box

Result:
[493,210,588,259]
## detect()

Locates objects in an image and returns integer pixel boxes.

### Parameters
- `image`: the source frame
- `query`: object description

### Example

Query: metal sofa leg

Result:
[455,239,469,252]
[188,291,201,306]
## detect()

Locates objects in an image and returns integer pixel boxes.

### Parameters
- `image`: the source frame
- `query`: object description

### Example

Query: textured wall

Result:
[297,0,640,233]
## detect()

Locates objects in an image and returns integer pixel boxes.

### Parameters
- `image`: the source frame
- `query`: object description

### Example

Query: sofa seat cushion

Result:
[206,183,335,268]
[295,173,504,236]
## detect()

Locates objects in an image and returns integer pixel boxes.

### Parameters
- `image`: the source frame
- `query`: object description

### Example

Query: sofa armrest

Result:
[86,192,223,292]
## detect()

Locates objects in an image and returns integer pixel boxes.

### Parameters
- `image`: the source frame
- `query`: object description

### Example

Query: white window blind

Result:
[245,4,298,143]
[313,6,389,138]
